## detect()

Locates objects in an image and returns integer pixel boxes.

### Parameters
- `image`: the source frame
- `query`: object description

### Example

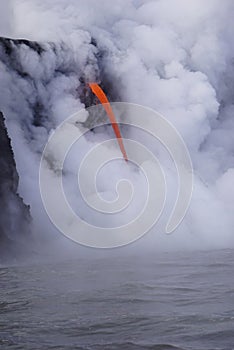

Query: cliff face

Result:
[0,36,115,259]
[0,111,31,259]
[0,36,99,260]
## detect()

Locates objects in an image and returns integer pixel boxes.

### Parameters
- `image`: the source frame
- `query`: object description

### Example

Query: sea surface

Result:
[0,249,234,350]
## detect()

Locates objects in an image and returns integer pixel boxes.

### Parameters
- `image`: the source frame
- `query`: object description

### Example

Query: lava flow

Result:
[88,83,128,162]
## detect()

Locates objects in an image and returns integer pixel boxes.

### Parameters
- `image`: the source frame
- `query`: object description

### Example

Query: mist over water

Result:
[0,0,234,252]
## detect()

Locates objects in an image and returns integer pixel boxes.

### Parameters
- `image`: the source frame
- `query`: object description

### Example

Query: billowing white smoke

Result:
[0,0,234,249]
[0,1,13,37]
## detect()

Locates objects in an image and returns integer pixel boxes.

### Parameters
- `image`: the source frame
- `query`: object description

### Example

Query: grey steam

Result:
[0,0,234,254]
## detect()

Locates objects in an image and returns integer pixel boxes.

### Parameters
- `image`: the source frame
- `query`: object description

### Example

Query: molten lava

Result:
[88,83,128,161]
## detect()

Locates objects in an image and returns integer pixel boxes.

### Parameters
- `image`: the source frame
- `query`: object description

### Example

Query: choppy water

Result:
[0,249,234,350]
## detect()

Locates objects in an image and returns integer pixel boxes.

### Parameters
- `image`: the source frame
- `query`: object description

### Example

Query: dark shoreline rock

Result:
[0,111,31,260]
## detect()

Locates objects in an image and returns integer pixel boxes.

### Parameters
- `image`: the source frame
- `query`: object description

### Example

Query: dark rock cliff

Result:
[0,36,118,260]
[0,111,31,260]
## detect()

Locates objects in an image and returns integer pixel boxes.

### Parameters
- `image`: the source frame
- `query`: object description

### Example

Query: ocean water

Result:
[0,249,234,350]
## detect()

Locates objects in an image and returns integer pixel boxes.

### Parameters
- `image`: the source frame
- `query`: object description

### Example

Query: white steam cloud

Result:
[0,1,13,37]
[0,0,234,250]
